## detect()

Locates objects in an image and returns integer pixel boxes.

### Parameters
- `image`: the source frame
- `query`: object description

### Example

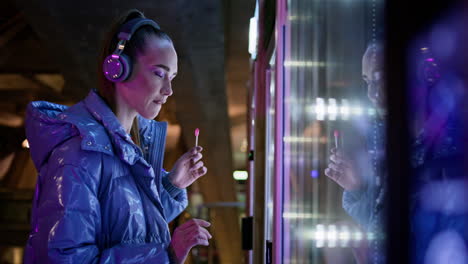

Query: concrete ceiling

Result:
[0,0,254,262]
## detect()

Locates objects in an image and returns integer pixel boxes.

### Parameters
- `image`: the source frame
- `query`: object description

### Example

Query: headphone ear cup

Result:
[118,54,132,82]
[102,54,132,82]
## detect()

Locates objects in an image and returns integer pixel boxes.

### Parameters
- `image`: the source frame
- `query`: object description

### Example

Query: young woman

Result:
[24,9,210,263]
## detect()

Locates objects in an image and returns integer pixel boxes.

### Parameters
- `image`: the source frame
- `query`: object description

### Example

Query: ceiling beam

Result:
[0,13,27,48]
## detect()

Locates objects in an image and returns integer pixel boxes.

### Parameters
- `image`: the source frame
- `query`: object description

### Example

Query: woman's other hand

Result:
[169,219,212,263]
[324,148,362,191]
[169,146,207,189]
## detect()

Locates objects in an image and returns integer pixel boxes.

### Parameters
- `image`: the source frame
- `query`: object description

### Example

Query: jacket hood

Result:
[25,90,153,170]
[25,101,75,169]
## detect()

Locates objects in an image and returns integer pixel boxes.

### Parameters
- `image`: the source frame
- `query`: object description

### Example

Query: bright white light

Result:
[340,99,350,120]
[233,170,248,180]
[307,224,370,248]
[283,61,327,67]
[268,201,273,210]
[367,232,375,241]
[288,15,313,21]
[22,139,29,149]
[315,224,325,248]
[327,98,337,120]
[314,225,326,240]
[316,98,325,120]
[248,17,258,59]
[306,98,380,120]
[282,212,318,219]
[339,225,351,247]
[284,137,311,143]
[327,225,338,248]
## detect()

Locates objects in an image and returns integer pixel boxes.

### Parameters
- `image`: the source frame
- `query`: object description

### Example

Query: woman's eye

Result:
[154,70,165,78]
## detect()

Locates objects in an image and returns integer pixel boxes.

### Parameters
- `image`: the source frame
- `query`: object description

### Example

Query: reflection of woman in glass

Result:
[325,41,386,264]
[326,40,467,264]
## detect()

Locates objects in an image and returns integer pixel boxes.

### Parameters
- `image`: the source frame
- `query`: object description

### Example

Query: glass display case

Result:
[279,0,386,263]
[249,0,468,263]
[252,0,387,263]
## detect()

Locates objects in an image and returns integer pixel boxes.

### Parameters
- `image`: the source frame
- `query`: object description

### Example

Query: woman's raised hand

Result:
[169,146,207,189]
[325,148,362,191]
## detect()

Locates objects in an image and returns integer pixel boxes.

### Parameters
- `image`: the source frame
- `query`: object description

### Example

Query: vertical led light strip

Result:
[247,59,256,264]
[274,0,289,262]
[371,1,380,264]
[264,67,272,261]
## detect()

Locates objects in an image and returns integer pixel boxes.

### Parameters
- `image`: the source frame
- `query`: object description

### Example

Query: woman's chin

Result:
[140,109,161,120]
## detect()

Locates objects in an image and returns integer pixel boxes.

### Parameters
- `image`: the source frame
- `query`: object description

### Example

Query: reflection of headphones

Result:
[103,18,161,82]
[418,47,441,87]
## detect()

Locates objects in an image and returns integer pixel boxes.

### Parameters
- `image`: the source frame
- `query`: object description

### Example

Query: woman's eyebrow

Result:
[154,64,170,71]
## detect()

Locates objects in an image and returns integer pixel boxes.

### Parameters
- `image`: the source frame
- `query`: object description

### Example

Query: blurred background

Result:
[3,0,468,264]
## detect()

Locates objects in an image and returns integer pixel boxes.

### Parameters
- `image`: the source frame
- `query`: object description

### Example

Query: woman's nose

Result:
[162,81,173,96]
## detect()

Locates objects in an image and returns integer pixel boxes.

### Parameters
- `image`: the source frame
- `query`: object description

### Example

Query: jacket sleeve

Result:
[35,159,172,263]
[342,188,372,228]
[160,170,188,222]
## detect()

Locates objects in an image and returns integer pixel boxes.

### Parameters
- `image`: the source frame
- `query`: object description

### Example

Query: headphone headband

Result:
[117,18,161,41]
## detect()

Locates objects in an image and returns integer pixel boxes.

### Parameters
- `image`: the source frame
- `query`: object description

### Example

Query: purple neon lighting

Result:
[311,170,319,178]
[111,54,119,59]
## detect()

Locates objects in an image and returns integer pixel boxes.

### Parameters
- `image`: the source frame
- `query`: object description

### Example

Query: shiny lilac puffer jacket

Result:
[24,90,187,263]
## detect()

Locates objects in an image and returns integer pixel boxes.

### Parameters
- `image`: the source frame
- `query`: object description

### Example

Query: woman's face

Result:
[362,46,385,112]
[118,36,178,119]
